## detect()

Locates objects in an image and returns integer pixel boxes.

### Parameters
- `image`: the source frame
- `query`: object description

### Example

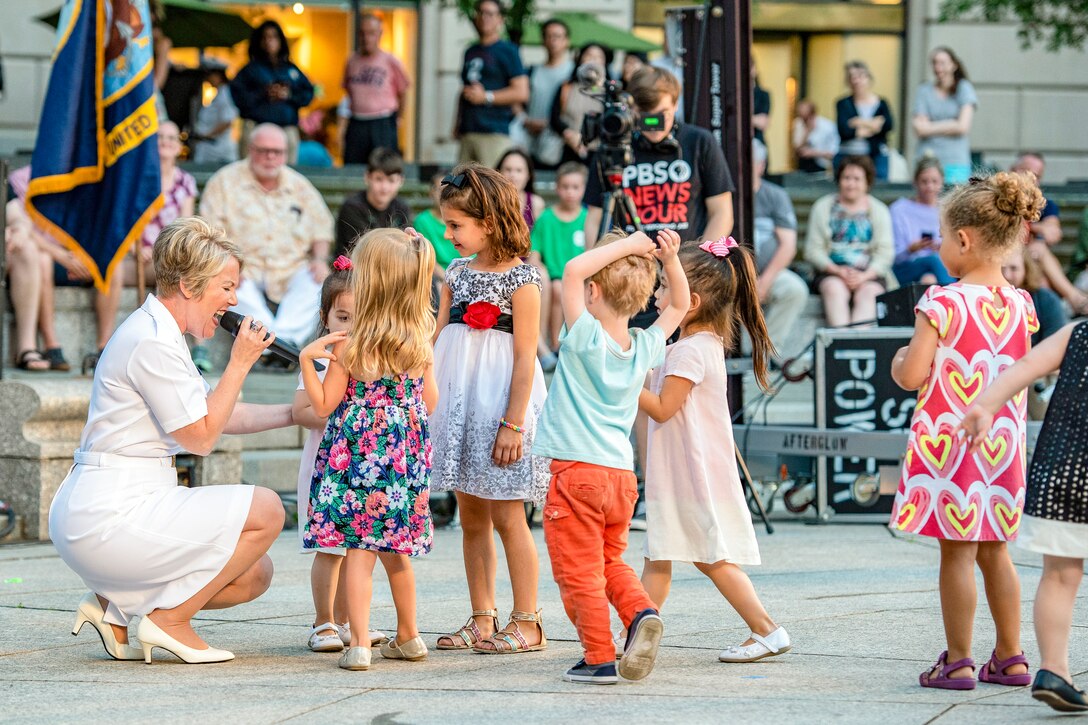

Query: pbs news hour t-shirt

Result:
[583,123,735,238]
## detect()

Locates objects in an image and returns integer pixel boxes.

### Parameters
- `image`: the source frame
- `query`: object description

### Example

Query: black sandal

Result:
[44,347,70,371]
[16,350,50,372]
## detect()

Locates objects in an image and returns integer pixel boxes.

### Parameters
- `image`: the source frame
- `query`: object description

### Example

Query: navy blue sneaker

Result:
[562,659,619,685]
[619,608,664,681]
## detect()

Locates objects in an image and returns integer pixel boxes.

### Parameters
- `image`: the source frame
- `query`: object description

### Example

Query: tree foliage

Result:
[940,0,1088,51]
[449,0,535,45]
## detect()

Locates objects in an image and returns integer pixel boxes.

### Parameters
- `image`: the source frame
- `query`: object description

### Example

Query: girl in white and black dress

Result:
[429,163,550,655]
[962,320,1088,712]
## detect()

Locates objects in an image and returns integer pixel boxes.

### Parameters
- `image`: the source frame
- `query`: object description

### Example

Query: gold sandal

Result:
[435,609,499,650]
[473,609,547,654]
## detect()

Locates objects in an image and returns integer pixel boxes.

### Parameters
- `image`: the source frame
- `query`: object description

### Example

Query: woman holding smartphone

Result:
[889,157,955,285]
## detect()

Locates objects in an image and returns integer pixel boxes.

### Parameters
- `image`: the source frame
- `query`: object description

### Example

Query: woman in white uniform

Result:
[50,217,293,664]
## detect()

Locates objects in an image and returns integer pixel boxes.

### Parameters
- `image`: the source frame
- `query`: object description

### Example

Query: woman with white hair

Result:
[50,217,293,665]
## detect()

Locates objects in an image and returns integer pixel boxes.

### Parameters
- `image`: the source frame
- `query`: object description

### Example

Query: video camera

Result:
[577,63,672,169]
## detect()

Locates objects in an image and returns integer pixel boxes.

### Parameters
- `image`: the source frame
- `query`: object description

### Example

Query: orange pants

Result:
[543,460,656,665]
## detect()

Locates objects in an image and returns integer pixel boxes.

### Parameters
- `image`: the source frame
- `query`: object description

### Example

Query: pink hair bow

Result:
[332,255,353,271]
[404,226,424,243]
[699,236,739,257]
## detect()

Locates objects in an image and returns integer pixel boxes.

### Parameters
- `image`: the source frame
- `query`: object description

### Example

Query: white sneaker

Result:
[718,626,791,663]
[335,622,388,647]
[309,622,344,652]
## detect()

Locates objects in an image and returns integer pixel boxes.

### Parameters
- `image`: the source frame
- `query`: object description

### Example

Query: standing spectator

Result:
[530,161,588,352]
[752,59,770,147]
[341,14,410,165]
[124,122,197,288]
[334,147,412,258]
[835,61,894,181]
[805,155,894,327]
[455,0,529,167]
[4,199,48,371]
[199,124,334,352]
[912,47,977,185]
[1002,246,1067,345]
[231,20,315,165]
[889,157,954,286]
[551,43,610,166]
[191,61,238,165]
[584,67,734,249]
[519,18,572,170]
[791,99,838,174]
[751,139,808,361]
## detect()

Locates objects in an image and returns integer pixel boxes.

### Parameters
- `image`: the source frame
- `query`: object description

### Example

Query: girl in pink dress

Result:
[890,171,1045,691]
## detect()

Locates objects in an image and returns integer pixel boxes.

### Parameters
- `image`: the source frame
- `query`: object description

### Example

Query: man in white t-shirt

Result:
[519,18,572,169]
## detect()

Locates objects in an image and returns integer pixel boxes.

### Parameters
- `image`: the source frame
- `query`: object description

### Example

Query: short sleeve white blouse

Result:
[79,294,210,458]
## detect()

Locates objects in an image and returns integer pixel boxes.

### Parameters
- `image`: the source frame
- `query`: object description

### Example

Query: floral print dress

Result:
[304,374,433,556]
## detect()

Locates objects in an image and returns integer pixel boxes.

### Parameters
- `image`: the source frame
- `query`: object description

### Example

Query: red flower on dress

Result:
[463,301,501,330]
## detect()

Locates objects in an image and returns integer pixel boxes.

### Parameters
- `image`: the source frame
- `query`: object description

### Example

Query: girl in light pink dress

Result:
[890,171,1044,691]
[638,237,790,664]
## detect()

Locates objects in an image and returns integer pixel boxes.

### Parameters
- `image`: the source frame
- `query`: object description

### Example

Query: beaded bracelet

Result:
[499,418,524,434]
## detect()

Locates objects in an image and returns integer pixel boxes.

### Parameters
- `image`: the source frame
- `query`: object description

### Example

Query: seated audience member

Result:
[191,61,239,165]
[334,147,412,258]
[1013,152,1087,315]
[805,155,894,327]
[4,199,47,371]
[1003,245,1067,346]
[199,123,335,358]
[296,110,334,168]
[125,122,197,288]
[792,99,839,174]
[10,166,121,371]
[889,157,954,286]
[752,140,808,361]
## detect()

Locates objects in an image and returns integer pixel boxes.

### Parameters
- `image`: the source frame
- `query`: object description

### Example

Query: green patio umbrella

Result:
[38,0,253,49]
[519,12,660,53]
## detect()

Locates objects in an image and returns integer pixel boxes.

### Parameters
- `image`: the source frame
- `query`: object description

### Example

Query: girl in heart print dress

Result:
[889,170,1044,691]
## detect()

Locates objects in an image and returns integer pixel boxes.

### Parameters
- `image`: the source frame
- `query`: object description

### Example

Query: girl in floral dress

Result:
[431,163,550,655]
[299,228,438,672]
[890,171,1044,690]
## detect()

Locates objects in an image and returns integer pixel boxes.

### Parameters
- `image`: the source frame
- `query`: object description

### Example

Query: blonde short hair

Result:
[590,230,656,316]
[153,216,244,298]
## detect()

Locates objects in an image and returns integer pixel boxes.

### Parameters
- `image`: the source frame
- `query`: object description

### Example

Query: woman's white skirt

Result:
[49,453,254,626]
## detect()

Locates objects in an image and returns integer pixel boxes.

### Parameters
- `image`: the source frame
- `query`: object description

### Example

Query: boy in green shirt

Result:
[531,162,588,350]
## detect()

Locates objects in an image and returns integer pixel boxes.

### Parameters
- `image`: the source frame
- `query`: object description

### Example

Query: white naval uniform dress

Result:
[49,294,254,626]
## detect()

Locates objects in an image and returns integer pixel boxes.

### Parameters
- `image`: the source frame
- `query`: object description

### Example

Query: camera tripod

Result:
[594,145,643,239]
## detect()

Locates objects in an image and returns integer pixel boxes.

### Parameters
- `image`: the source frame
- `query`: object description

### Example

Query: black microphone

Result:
[216,311,325,371]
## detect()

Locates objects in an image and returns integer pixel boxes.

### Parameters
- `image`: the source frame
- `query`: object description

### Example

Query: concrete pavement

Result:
[0,521,1078,723]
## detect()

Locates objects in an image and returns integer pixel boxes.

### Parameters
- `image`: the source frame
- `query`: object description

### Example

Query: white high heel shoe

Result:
[136,616,234,664]
[71,592,143,661]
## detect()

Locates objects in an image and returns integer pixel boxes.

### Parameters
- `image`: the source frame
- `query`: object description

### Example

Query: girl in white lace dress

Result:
[431,163,550,654]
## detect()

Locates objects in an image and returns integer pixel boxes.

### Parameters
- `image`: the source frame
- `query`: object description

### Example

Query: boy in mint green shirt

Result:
[534,228,690,685]
[531,163,588,351]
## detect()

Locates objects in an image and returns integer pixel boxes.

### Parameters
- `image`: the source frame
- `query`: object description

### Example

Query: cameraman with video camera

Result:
[583,66,735,250]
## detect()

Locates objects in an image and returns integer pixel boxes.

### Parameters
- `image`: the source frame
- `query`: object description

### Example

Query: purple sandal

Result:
[978,650,1031,686]
[920,651,977,690]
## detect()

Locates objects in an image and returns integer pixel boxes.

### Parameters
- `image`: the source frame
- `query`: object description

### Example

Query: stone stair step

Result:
[243,448,305,495]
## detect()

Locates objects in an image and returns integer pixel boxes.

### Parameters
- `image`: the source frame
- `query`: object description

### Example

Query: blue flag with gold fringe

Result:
[26,0,162,294]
